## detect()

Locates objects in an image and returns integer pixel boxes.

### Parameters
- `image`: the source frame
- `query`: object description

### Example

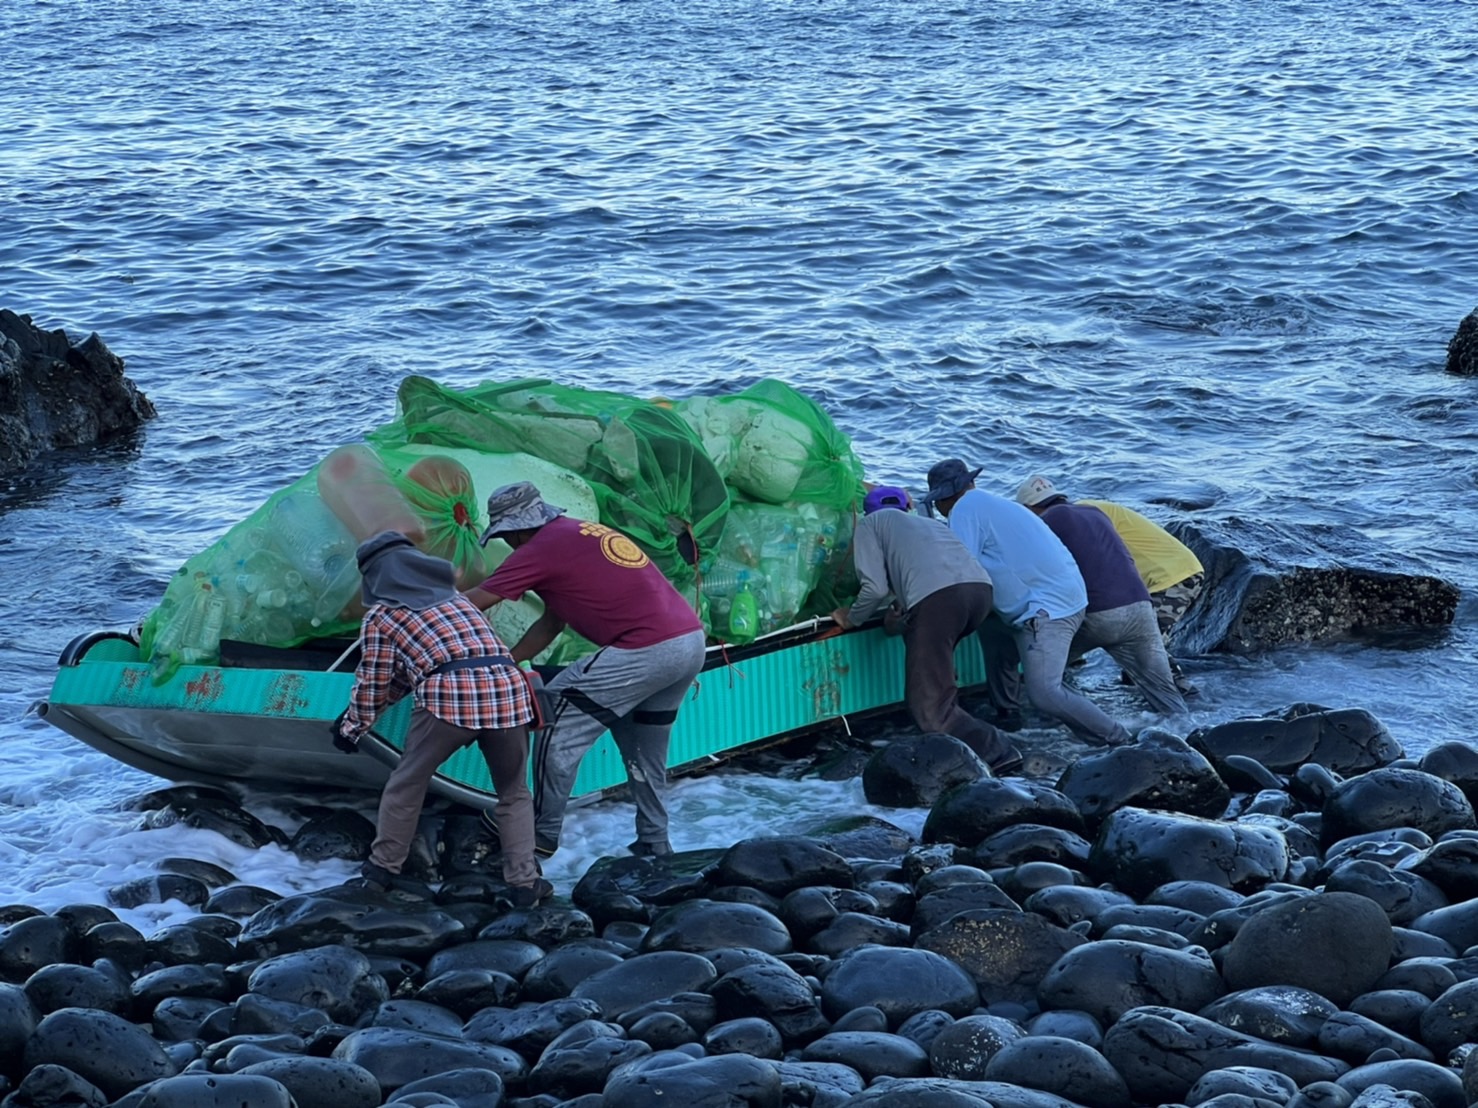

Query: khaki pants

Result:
[370,708,538,888]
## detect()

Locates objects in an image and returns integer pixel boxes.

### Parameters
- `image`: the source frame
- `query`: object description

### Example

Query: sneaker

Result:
[354,861,394,892]
[627,839,674,858]
[508,878,554,908]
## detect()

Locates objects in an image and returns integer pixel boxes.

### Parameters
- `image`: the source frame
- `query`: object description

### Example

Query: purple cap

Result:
[864,485,912,514]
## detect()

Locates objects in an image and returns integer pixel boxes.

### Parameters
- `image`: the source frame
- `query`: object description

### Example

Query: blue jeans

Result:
[979,608,1131,746]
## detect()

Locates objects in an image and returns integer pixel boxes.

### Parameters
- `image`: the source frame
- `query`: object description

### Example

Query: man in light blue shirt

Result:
[922,458,1131,747]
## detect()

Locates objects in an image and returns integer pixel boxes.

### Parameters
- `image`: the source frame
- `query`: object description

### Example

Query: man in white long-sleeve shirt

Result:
[831,485,1020,773]
[921,459,1131,748]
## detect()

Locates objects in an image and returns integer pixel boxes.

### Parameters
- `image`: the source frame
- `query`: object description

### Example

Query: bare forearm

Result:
[512,611,565,664]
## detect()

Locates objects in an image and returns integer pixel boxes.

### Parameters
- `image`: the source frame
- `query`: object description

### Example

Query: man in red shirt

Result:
[465,482,707,858]
[335,531,549,904]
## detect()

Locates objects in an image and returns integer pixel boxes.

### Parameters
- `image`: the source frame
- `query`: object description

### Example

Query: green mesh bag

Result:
[368,376,732,590]
[139,444,491,683]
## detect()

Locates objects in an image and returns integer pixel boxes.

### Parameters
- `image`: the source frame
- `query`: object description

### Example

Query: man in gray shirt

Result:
[831,485,1020,774]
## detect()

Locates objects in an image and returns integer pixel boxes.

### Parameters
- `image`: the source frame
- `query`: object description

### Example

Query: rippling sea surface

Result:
[3,0,1477,921]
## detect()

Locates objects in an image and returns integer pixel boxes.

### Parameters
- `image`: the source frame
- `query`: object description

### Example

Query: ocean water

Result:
[3,0,1478,928]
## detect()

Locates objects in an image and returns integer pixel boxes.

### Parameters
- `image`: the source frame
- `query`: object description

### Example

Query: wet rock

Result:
[819,945,978,1027]
[1348,989,1430,1041]
[1089,808,1291,898]
[1446,307,1478,376]
[288,810,376,863]
[78,921,148,973]
[129,1072,296,1106]
[151,995,231,1041]
[839,1077,997,1106]
[245,944,388,1024]
[527,1031,652,1099]
[924,1013,1026,1080]
[1149,880,1246,917]
[1190,705,1403,777]
[982,1034,1133,1107]
[23,1007,177,1100]
[3,1062,109,1107]
[774,1060,865,1108]
[1095,902,1203,940]
[1317,1010,1434,1063]
[1102,1005,1350,1103]
[1377,959,1458,999]
[617,993,717,1037]
[808,912,910,957]
[1165,517,1460,655]
[570,951,718,1021]
[518,945,622,1003]
[479,904,596,947]
[923,778,1086,847]
[1021,884,1133,929]
[146,924,236,967]
[331,1026,525,1094]
[1323,859,1447,925]
[779,887,879,939]
[965,823,1094,869]
[910,884,1020,935]
[235,1056,382,1108]
[712,837,852,897]
[203,886,282,917]
[463,996,603,1055]
[0,917,77,983]
[426,937,544,981]
[1396,836,1478,901]
[1038,939,1224,1026]
[628,1010,700,1050]
[1199,987,1340,1047]
[801,1030,930,1080]
[389,1067,506,1108]
[139,797,286,851]
[1190,887,1313,952]
[22,964,130,1018]
[571,851,724,926]
[1336,1059,1465,1108]
[1221,892,1393,1006]
[130,963,231,1010]
[708,961,829,1046]
[640,899,792,956]
[369,998,464,1038]
[1187,1066,1300,1104]
[237,889,466,960]
[916,908,1085,1006]
[702,1016,781,1058]
[992,861,1083,904]
[231,992,332,1038]
[861,733,989,808]
[602,1051,782,1108]
[804,814,918,860]
[1322,768,1476,845]
[1056,730,1231,828]
[0,310,155,475]
[1417,977,1478,1056]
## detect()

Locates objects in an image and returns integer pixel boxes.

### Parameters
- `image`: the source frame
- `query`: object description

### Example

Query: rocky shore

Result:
[5,705,1478,1108]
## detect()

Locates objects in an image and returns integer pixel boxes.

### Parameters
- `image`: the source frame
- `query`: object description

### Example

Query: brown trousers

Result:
[903,581,1010,763]
[369,708,538,888]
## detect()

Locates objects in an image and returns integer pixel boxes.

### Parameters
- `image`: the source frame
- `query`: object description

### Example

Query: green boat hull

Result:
[41,625,989,807]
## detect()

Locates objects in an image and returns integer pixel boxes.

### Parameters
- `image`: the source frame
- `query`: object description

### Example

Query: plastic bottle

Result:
[728,583,759,642]
[703,561,750,598]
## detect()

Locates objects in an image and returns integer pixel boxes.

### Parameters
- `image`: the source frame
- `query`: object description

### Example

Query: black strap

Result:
[427,654,517,678]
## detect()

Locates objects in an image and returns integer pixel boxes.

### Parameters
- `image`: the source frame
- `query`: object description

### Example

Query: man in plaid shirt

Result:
[336,531,550,905]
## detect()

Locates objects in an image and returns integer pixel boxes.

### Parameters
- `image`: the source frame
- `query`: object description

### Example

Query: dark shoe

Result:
[508,878,554,908]
[628,839,674,858]
[988,744,1024,776]
[354,861,394,892]
[987,709,1024,733]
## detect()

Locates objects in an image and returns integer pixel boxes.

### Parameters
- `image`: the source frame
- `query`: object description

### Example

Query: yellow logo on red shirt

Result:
[579,521,650,568]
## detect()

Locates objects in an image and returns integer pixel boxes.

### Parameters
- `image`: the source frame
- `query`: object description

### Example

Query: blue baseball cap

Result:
[863,485,912,514]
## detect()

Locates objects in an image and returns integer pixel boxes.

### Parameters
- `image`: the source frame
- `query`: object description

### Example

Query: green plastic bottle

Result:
[728,582,759,643]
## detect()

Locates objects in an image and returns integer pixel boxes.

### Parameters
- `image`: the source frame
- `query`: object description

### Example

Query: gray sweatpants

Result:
[534,629,707,851]
[979,609,1131,746]
[1072,600,1188,718]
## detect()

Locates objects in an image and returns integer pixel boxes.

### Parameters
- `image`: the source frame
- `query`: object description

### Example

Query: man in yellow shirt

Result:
[1016,477,1204,692]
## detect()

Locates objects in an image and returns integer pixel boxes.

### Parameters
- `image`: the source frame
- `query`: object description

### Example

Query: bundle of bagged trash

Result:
[140,376,866,681]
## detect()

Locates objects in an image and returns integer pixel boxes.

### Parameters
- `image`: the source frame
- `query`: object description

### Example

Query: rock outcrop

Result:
[1447,307,1478,376]
[1166,516,1459,655]
[0,309,155,476]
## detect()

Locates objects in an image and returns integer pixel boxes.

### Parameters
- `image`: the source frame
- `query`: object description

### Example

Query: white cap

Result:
[1015,474,1061,507]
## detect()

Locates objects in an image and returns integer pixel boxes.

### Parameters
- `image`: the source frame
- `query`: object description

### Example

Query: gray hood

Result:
[356,531,458,610]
